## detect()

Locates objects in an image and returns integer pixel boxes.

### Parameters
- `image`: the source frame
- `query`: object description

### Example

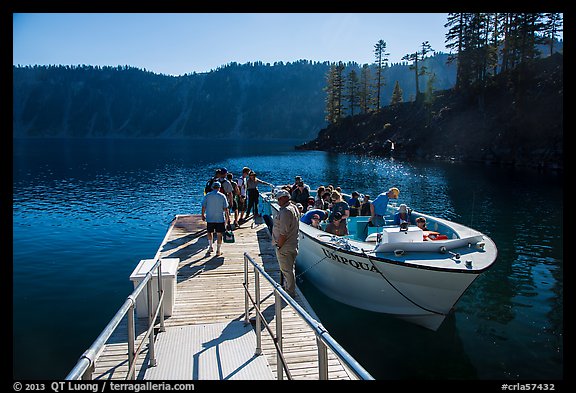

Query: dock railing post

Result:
[275,290,284,380]
[317,335,328,380]
[127,301,136,379]
[147,280,157,367]
[244,255,249,325]
[81,364,93,380]
[254,266,262,355]
[157,261,165,333]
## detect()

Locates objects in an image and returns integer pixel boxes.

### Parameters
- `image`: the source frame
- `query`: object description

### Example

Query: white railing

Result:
[65,259,165,380]
[243,252,374,380]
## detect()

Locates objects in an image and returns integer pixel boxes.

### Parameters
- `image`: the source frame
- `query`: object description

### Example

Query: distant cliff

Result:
[12,62,328,140]
[12,55,456,141]
[297,53,563,170]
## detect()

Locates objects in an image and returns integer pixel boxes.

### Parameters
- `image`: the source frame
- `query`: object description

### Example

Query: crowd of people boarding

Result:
[201,168,426,297]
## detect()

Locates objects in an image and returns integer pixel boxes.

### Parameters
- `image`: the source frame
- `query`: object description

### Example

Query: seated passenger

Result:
[313,186,326,208]
[306,197,316,210]
[393,204,411,225]
[310,214,322,229]
[329,191,350,222]
[348,191,361,217]
[416,216,448,240]
[325,212,349,236]
[300,209,329,225]
[416,216,428,231]
[360,194,372,216]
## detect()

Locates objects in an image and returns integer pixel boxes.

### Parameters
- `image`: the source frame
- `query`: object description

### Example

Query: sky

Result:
[13,13,454,76]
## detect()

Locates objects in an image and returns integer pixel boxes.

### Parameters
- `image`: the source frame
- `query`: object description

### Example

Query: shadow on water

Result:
[295,273,478,380]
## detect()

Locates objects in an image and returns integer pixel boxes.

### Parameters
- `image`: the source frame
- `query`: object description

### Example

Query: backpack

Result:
[232,179,240,196]
[204,178,216,195]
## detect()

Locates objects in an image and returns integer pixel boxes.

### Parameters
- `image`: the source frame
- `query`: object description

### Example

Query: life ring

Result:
[423,231,448,241]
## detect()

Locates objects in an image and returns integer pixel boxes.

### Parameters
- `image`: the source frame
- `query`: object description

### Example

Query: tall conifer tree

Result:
[373,40,389,110]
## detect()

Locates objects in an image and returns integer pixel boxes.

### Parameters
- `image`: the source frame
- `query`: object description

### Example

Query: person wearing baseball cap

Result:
[201,180,230,256]
[272,189,300,298]
[369,187,400,227]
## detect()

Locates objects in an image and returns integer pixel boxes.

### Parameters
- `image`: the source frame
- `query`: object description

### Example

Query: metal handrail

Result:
[66,217,180,380]
[243,252,374,380]
[65,259,165,380]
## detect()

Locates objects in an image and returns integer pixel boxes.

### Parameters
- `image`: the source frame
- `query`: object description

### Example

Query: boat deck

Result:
[91,214,358,380]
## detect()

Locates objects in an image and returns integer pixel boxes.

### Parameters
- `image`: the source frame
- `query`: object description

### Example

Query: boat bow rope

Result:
[296,234,359,281]
[311,234,445,317]
[359,248,447,317]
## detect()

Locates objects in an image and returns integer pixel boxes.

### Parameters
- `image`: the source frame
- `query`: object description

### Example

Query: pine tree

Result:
[324,62,345,124]
[373,40,389,110]
[359,64,373,114]
[424,73,437,106]
[402,41,432,102]
[445,12,467,90]
[401,52,419,100]
[389,80,403,105]
[344,69,360,116]
[543,13,563,55]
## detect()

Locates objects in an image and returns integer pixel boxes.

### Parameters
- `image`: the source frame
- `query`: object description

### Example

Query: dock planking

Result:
[91,214,358,380]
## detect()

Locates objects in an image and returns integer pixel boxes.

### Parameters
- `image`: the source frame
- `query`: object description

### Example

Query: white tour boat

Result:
[260,188,498,331]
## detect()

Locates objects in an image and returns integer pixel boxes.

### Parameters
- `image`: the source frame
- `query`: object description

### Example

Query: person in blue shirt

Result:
[300,209,329,225]
[201,181,230,256]
[348,191,361,217]
[369,187,399,227]
[393,204,411,225]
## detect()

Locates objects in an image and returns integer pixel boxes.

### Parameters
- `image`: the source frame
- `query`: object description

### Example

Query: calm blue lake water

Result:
[12,138,563,380]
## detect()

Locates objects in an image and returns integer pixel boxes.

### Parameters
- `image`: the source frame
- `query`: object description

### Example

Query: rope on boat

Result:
[359,248,447,317]
[296,235,358,281]
[295,255,330,282]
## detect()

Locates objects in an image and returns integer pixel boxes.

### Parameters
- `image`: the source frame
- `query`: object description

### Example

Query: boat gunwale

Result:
[262,192,496,275]
[297,223,491,274]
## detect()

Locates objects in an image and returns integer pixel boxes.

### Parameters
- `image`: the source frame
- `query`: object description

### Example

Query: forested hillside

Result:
[297,53,563,170]
[12,55,456,141]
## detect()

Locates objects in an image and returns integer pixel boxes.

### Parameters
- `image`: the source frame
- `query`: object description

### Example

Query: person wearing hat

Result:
[291,181,310,206]
[295,203,304,216]
[272,189,300,298]
[300,208,329,225]
[309,214,322,229]
[369,187,400,227]
[325,211,349,236]
[201,181,230,256]
[217,167,235,218]
[290,176,303,193]
[393,204,411,225]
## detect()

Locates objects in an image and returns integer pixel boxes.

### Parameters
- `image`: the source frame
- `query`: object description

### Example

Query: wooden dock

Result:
[91,214,360,380]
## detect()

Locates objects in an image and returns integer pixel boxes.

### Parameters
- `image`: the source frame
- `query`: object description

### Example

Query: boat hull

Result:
[298,228,480,330]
